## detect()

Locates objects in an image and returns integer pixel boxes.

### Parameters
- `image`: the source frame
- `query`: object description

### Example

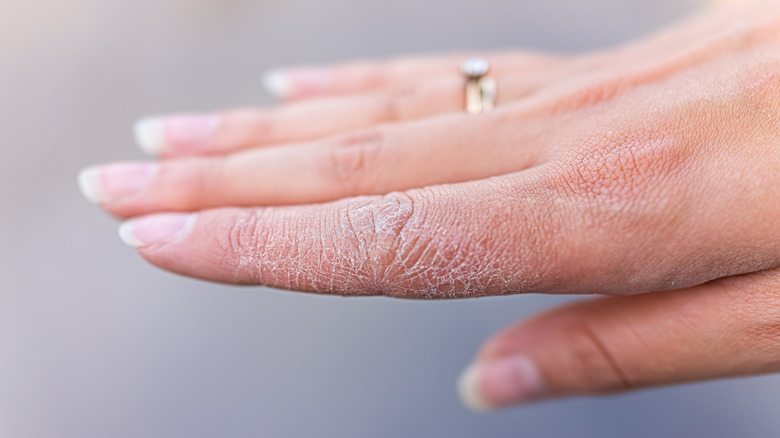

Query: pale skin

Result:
[79,0,780,410]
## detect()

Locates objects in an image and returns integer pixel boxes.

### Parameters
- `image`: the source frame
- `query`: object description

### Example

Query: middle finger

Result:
[86,109,559,218]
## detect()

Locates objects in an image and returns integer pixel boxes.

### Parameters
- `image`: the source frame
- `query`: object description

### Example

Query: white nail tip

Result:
[457,366,492,412]
[262,70,291,99]
[77,167,104,205]
[133,117,167,156]
[118,221,143,248]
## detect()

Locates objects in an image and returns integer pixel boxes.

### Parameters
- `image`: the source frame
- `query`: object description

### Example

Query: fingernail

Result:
[134,114,220,156]
[457,365,492,411]
[133,117,166,156]
[119,213,196,248]
[78,163,156,205]
[262,67,334,99]
[457,356,545,411]
[262,70,292,99]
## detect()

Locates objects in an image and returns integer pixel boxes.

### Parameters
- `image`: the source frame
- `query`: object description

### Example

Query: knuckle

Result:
[547,125,692,268]
[321,129,385,194]
[335,192,433,297]
[562,321,635,394]
[555,126,683,203]
[244,111,276,144]
[366,63,391,89]
[187,158,227,207]
[227,109,276,145]
[215,209,266,283]
[383,87,419,122]
[721,273,780,363]
[546,79,628,114]
[336,186,527,299]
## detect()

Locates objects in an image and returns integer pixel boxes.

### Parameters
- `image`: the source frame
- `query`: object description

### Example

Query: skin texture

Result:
[82,0,780,409]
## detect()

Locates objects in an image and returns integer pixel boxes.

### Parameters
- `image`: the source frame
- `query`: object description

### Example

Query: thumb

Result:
[457,269,780,410]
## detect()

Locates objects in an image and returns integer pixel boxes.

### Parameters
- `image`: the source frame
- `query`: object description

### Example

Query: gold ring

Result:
[461,58,496,114]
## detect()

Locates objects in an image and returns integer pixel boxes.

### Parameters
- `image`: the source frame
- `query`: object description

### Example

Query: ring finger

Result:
[137,74,551,158]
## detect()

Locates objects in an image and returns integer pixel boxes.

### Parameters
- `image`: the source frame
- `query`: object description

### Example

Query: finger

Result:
[89,112,556,217]
[115,173,573,295]
[112,162,766,298]
[262,51,561,101]
[458,269,780,410]
[134,75,547,158]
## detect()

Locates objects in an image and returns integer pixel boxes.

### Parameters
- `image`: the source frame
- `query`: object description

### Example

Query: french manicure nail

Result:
[262,70,292,99]
[457,356,545,411]
[458,364,492,411]
[78,163,156,205]
[133,117,166,156]
[119,213,196,248]
[134,114,220,156]
[262,67,334,99]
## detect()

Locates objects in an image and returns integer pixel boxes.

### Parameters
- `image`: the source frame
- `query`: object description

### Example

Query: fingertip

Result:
[118,213,197,249]
[457,364,493,412]
[262,70,292,100]
[77,162,157,209]
[77,166,104,205]
[263,67,335,100]
[118,220,143,248]
[133,117,167,157]
[458,356,546,411]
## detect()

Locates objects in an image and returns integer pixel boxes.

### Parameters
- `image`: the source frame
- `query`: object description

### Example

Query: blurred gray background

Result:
[2,0,779,437]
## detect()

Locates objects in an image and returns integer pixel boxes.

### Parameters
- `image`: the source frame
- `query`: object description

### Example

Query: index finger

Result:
[115,168,745,299]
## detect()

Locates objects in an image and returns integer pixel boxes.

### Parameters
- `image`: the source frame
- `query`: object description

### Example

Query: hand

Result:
[79,0,780,410]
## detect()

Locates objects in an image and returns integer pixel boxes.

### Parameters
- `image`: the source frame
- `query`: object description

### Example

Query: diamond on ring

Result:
[460,58,490,79]
[461,58,496,114]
